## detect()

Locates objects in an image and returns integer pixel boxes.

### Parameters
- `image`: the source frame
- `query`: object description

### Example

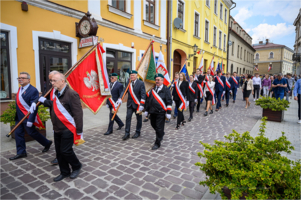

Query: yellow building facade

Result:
[170,0,234,78]
[0,0,168,110]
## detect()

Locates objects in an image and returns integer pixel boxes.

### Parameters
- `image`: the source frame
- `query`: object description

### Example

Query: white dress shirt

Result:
[252,77,262,87]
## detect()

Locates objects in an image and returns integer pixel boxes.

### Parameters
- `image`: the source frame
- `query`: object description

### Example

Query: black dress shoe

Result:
[53,174,70,182]
[226,104,228,107]
[122,133,130,140]
[188,118,192,122]
[116,125,124,130]
[70,163,82,179]
[204,111,208,116]
[210,110,213,114]
[51,158,58,165]
[233,100,235,103]
[104,131,113,135]
[42,140,53,153]
[9,154,27,160]
[132,133,140,139]
[152,144,160,150]
[143,118,149,122]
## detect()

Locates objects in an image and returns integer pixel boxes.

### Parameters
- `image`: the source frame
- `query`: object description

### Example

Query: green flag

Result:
[145,47,156,84]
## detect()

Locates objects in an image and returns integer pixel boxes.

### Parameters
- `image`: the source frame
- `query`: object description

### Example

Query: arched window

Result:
[269,52,274,58]
[255,53,259,60]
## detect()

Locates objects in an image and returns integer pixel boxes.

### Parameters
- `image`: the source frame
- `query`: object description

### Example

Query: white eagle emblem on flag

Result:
[84,70,99,91]
[156,65,167,76]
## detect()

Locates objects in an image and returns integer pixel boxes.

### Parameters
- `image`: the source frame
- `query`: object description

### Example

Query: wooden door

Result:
[173,51,181,79]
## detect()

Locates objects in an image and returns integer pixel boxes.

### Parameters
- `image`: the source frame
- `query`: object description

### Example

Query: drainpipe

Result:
[168,0,173,78]
[227,0,236,73]
[167,0,170,77]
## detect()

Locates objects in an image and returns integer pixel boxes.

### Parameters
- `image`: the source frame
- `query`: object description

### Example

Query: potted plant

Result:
[0,101,50,142]
[255,96,290,122]
[195,117,300,199]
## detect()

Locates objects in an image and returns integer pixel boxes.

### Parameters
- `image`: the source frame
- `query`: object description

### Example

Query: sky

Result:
[231,0,300,50]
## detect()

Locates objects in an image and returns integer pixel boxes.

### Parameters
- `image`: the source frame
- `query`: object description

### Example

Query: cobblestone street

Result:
[1,92,280,200]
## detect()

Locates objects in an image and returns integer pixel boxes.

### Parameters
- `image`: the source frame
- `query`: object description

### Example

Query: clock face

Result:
[79,20,91,35]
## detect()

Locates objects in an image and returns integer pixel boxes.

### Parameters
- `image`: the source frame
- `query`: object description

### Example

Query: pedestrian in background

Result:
[272,73,287,100]
[286,73,295,102]
[252,73,261,101]
[262,74,271,98]
[242,74,254,109]
[293,76,301,124]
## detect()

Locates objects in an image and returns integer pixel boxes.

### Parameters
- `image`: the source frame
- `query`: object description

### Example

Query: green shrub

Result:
[255,96,290,111]
[0,101,50,128]
[195,117,300,199]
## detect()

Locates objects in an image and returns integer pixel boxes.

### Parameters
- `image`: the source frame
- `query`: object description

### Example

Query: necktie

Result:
[155,87,158,92]
[58,92,61,98]
[110,82,113,89]
[132,81,135,88]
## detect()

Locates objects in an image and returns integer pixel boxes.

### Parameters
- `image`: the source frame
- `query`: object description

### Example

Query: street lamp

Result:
[189,44,198,59]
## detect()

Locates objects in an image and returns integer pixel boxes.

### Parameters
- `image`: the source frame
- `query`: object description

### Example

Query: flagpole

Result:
[6,43,100,138]
[208,53,215,74]
[111,40,154,121]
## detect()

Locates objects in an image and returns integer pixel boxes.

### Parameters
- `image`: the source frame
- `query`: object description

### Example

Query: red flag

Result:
[67,44,110,114]
[197,50,200,54]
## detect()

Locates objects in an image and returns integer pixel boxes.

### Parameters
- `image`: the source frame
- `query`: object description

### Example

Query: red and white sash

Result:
[204,82,215,105]
[151,89,172,112]
[206,75,209,81]
[108,98,118,112]
[174,81,186,111]
[196,83,203,98]
[189,84,195,94]
[232,76,238,85]
[128,83,141,111]
[216,76,224,87]
[16,87,44,129]
[50,88,56,101]
[53,94,84,146]
[225,78,231,89]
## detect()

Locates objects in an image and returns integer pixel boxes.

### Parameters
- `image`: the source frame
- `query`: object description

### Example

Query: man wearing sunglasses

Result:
[9,72,52,160]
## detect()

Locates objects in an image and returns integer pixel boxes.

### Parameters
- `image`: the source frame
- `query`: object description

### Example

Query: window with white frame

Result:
[232,41,234,55]
[194,12,199,37]
[112,0,125,11]
[145,0,155,24]
[213,26,217,46]
[214,0,217,14]
[269,52,274,58]
[205,20,209,42]
[219,30,222,49]
[178,1,184,28]
[223,34,226,51]
[206,0,210,7]
[220,3,223,20]
[224,8,227,24]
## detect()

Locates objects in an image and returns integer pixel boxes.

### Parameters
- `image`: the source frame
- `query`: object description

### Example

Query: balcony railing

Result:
[292,53,301,62]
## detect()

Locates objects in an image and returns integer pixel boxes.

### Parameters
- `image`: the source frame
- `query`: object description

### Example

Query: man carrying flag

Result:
[145,74,172,150]
[214,70,226,111]
[9,72,53,161]
[38,73,83,182]
[194,68,205,112]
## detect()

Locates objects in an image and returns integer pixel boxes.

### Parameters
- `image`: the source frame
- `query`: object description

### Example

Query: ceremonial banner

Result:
[180,62,189,82]
[67,44,110,114]
[197,55,204,74]
[156,51,171,87]
[209,56,215,76]
[137,41,156,92]
[268,64,272,72]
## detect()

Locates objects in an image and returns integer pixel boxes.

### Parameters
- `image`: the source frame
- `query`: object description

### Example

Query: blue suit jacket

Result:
[107,81,123,106]
[229,76,240,90]
[15,84,39,123]
[214,76,226,92]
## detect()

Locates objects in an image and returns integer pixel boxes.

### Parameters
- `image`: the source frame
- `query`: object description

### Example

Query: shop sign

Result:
[79,36,98,48]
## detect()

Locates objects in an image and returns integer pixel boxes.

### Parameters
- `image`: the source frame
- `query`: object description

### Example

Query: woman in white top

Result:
[204,75,215,116]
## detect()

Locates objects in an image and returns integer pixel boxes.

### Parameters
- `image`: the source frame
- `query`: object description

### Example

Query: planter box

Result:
[262,108,284,122]
[11,123,46,142]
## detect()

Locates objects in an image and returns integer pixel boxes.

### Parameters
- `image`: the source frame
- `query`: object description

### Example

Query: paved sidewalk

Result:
[1,92,298,200]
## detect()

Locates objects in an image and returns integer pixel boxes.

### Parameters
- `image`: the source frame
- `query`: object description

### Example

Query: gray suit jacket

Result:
[120,79,146,109]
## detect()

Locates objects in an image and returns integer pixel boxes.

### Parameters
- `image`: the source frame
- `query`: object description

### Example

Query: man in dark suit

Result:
[119,70,146,140]
[105,73,124,135]
[194,69,205,112]
[214,71,226,111]
[225,72,232,107]
[229,72,240,103]
[9,72,52,161]
[145,74,172,150]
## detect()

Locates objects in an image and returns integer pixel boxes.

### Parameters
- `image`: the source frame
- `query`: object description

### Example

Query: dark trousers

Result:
[15,120,50,155]
[173,106,178,117]
[232,88,237,101]
[54,130,81,176]
[175,100,184,125]
[253,85,260,99]
[215,91,222,109]
[196,91,201,111]
[125,106,142,134]
[150,114,165,146]
[225,90,230,104]
[107,107,124,132]
[189,101,195,118]
[298,94,301,120]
